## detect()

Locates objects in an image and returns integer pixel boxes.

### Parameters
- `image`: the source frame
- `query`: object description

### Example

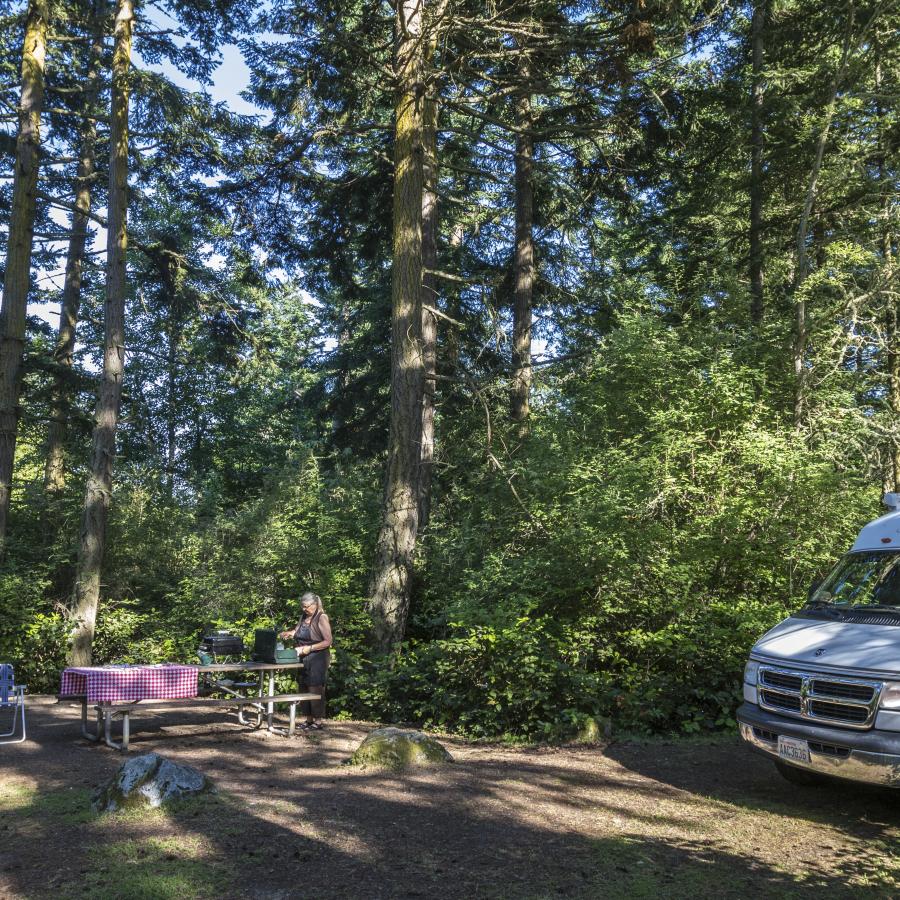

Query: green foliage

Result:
[356,314,881,738]
[2,0,897,741]
[0,560,66,691]
[5,312,885,734]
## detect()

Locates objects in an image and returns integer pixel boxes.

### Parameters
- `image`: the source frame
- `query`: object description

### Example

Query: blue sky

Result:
[141,2,262,118]
[38,29,262,327]
[152,42,261,119]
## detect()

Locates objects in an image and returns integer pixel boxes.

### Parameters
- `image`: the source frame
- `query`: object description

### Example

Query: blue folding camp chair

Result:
[0,664,26,744]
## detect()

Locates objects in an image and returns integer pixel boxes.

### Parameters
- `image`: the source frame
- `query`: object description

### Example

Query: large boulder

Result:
[92,753,214,813]
[349,727,453,770]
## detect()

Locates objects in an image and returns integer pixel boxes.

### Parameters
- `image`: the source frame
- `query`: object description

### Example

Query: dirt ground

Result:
[2,697,899,899]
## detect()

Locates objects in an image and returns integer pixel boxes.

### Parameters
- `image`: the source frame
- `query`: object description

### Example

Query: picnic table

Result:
[59,661,318,751]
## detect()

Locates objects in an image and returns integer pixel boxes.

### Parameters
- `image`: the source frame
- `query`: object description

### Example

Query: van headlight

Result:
[880,682,900,709]
[744,660,760,686]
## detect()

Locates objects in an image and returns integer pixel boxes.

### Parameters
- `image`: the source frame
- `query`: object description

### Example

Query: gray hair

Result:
[300,591,323,614]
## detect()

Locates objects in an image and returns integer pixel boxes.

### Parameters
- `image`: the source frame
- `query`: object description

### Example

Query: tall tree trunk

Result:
[69,0,134,666]
[418,88,438,531]
[416,0,448,532]
[875,48,899,489]
[0,0,49,553]
[748,0,766,325]
[45,4,105,495]
[510,55,534,434]
[368,0,425,654]
[164,258,183,498]
[166,314,180,498]
[792,7,854,428]
[445,222,464,374]
[887,274,899,490]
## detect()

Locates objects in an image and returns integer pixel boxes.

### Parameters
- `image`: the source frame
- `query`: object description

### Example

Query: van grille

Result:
[757,666,883,730]
[810,679,876,703]
[809,699,870,724]
[807,741,851,758]
[760,689,802,712]
[762,671,802,692]
[751,726,851,758]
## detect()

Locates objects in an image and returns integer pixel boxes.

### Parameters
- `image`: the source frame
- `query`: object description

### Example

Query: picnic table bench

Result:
[58,661,321,751]
[58,692,319,751]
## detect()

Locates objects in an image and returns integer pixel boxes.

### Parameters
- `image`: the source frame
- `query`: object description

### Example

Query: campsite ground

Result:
[2,697,899,899]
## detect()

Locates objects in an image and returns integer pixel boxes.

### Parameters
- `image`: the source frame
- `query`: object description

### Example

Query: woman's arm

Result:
[278,627,297,640]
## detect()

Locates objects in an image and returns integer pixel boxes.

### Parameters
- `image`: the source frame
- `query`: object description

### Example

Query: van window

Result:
[810,551,900,607]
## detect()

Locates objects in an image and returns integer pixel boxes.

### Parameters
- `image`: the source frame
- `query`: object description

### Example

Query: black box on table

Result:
[251,629,298,663]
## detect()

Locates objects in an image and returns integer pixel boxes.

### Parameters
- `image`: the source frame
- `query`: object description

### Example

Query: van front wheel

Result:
[774,759,827,786]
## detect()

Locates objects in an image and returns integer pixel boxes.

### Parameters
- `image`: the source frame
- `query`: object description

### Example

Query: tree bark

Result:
[45,3,105,495]
[887,272,899,490]
[69,0,133,667]
[510,54,534,435]
[445,222,464,375]
[164,258,184,498]
[748,0,766,326]
[418,87,438,531]
[0,0,49,553]
[875,49,899,488]
[166,312,180,498]
[368,0,426,654]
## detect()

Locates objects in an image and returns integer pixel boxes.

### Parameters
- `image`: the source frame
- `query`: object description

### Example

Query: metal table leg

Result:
[80,698,103,743]
[103,709,130,752]
[235,672,263,728]
[267,672,275,730]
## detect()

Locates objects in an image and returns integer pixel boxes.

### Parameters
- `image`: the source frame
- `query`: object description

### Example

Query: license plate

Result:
[778,736,811,765]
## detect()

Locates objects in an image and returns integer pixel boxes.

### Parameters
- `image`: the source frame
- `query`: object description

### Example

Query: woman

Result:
[279,592,333,730]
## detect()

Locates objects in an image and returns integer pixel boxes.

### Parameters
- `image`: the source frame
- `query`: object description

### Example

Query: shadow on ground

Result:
[606,733,900,832]
[1,698,898,899]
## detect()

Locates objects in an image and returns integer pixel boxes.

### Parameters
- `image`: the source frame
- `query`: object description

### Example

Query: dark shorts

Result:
[299,649,329,686]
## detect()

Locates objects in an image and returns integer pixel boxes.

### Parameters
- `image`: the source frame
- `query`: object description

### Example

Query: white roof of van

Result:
[852,509,900,552]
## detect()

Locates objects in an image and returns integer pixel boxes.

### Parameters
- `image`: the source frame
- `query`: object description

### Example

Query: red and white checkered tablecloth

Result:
[60,664,198,703]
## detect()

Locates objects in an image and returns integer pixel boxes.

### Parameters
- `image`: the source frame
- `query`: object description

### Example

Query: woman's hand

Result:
[278,629,294,640]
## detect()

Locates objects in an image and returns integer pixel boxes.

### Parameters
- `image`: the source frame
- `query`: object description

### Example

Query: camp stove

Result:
[197,631,244,664]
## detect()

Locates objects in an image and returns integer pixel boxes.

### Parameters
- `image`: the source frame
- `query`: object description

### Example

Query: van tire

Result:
[774,760,827,786]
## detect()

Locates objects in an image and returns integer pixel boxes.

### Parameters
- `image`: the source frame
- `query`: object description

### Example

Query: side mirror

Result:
[807,579,823,600]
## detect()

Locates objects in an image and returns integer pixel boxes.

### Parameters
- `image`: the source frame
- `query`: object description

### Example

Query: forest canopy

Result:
[0,0,897,738]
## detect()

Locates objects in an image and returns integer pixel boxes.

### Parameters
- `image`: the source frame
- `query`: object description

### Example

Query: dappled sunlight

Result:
[607,738,900,836]
[3,700,900,897]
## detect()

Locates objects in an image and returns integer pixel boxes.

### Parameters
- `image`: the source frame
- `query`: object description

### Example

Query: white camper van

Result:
[738,494,900,787]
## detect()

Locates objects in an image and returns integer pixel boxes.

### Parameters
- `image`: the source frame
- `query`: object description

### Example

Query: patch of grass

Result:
[0,780,36,811]
[97,791,225,825]
[33,787,95,825]
[58,836,230,900]
[840,838,900,892]
[0,783,94,825]
[581,835,899,899]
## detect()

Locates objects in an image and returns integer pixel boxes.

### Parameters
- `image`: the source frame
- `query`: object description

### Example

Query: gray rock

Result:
[348,727,453,770]
[92,753,214,813]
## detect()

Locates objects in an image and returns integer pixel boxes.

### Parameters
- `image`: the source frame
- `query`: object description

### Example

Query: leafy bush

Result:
[3,313,885,737]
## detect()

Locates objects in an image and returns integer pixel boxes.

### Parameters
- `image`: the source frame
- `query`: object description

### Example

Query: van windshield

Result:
[809,550,900,608]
